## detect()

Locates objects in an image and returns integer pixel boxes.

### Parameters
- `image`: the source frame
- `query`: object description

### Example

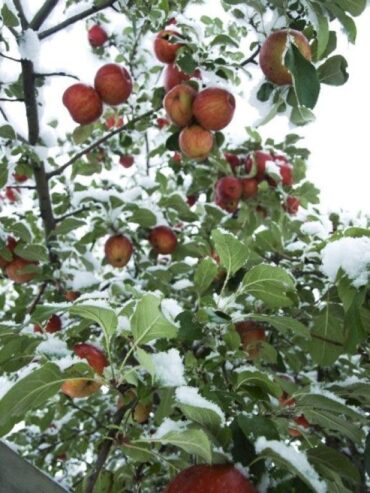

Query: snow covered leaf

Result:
[135,348,156,380]
[0,363,63,433]
[147,428,212,462]
[70,304,118,340]
[251,315,310,339]
[235,369,282,398]
[211,229,249,276]
[242,264,296,307]
[131,294,177,344]
[194,257,218,294]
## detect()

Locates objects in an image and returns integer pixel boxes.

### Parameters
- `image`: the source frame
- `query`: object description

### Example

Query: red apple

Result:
[179,124,214,160]
[156,117,169,128]
[13,172,28,183]
[289,415,310,437]
[171,152,182,164]
[164,64,200,92]
[279,163,293,186]
[235,321,266,359]
[240,178,258,199]
[105,115,124,129]
[215,177,242,201]
[104,234,133,267]
[0,236,17,268]
[215,195,239,213]
[34,314,62,334]
[259,29,312,85]
[154,30,183,64]
[165,464,257,493]
[284,196,300,215]
[73,342,108,375]
[94,64,132,106]
[119,155,134,168]
[193,87,235,131]
[224,152,241,170]
[88,25,108,47]
[186,194,197,206]
[149,225,177,254]
[5,187,19,202]
[6,258,37,283]
[167,17,177,26]
[61,379,101,399]
[64,291,80,302]
[63,83,103,125]
[244,150,273,182]
[163,84,197,127]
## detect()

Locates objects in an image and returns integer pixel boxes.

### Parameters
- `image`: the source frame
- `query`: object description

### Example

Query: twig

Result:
[39,0,117,40]
[30,0,59,30]
[68,399,105,429]
[144,132,150,176]
[0,52,21,62]
[27,281,48,314]
[47,108,157,179]
[34,71,79,80]
[0,98,24,102]
[241,46,261,67]
[13,0,29,29]
[55,206,91,223]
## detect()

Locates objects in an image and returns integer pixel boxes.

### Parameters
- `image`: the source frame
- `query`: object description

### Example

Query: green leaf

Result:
[176,389,224,433]
[176,49,197,75]
[238,415,279,441]
[165,131,180,151]
[160,193,197,222]
[306,1,329,59]
[70,304,118,340]
[129,208,157,228]
[135,348,155,380]
[14,243,48,262]
[303,409,363,443]
[307,445,360,484]
[1,4,19,27]
[55,217,86,235]
[0,124,16,139]
[0,363,63,433]
[211,34,239,48]
[296,393,364,420]
[131,294,177,344]
[327,4,357,43]
[0,162,8,188]
[365,432,370,476]
[335,0,366,16]
[317,55,349,86]
[284,44,320,109]
[242,264,296,308]
[251,315,311,339]
[236,369,282,397]
[194,258,218,294]
[211,229,249,276]
[72,124,94,144]
[290,105,316,126]
[147,428,212,462]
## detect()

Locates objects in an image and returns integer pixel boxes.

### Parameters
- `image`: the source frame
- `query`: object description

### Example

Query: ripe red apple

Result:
[6,258,37,283]
[104,234,133,267]
[5,187,19,202]
[88,25,108,47]
[193,88,235,131]
[244,150,273,182]
[216,177,242,202]
[224,152,241,170]
[64,290,80,302]
[63,83,103,125]
[289,415,310,437]
[94,64,133,105]
[240,178,258,199]
[165,464,257,493]
[105,115,124,129]
[13,172,28,183]
[164,64,200,92]
[156,117,169,128]
[186,194,197,206]
[34,314,62,334]
[279,163,293,186]
[163,84,197,127]
[119,155,134,168]
[73,342,108,375]
[235,321,266,359]
[149,225,177,254]
[179,124,214,160]
[154,30,183,64]
[61,379,101,399]
[284,196,300,215]
[259,29,312,85]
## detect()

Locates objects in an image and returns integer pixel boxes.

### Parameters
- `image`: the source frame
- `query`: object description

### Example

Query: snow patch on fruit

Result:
[152,349,186,387]
[176,386,225,424]
[321,236,370,288]
[255,437,327,493]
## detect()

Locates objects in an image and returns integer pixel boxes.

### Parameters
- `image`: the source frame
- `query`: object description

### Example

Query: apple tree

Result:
[0,1,369,492]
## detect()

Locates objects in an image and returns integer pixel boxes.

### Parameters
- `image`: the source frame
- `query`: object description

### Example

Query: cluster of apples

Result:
[0,236,37,283]
[63,63,132,125]
[104,226,178,268]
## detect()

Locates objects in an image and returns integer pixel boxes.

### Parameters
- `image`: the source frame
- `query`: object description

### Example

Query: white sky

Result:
[1,1,369,214]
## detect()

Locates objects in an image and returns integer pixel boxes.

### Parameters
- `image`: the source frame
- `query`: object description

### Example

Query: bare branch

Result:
[47,108,157,179]
[27,281,48,314]
[0,97,24,102]
[55,206,91,223]
[13,0,29,29]
[241,46,261,67]
[30,0,59,30]
[0,52,21,62]
[34,71,79,80]
[39,0,117,40]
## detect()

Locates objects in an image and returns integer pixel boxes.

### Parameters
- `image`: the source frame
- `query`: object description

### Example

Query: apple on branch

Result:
[240,177,258,199]
[259,29,312,85]
[163,83,197,127]
[164,464,257,493]
[34,314,62,334]
[104,234,133,267]
[88,25,108,48]
[244,150,273,182]
[63,83,103,125]
[179,124,214,160]
[6,257,38,284]
[149,225,177,254]
[164,63,201,92]
[119,155,134,168]
[284,196,300,215]
[154,30,184,64]
[193,87,235,131]
[235,321,266,359]
[94,63,133,106]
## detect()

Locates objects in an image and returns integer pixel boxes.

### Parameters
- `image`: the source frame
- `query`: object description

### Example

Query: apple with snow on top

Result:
[235,321,266,359]
[284,196,300,214]
[94,63,132,105]
[149,225,177,254]
[34,314,62,334]
[164,63,201,92]
[63,83,103,125]
[154,30,183,64]
[6,258,37,283]
[215,176,242,202]
[240,177,258,199]
[179,124,214,160]
[164,464,257,493]
[163,84,197,127]
[119,155,134,168]
[245,150,273,182]
[193,87,235,131]
[104,234,133,267]
[259,29,312,85]
[88,25,108,47]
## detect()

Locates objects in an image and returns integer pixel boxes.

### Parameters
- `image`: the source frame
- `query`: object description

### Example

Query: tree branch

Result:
[13,0,29,30]
[27,281,48,314]
[55,205,91,223]
[39,0,117,40]
[30,0,59,30]
[47,108,157,179]
[241,46,261,67]
[34,71,79,80]
[0,52,21,62]
[0,97,24,102]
